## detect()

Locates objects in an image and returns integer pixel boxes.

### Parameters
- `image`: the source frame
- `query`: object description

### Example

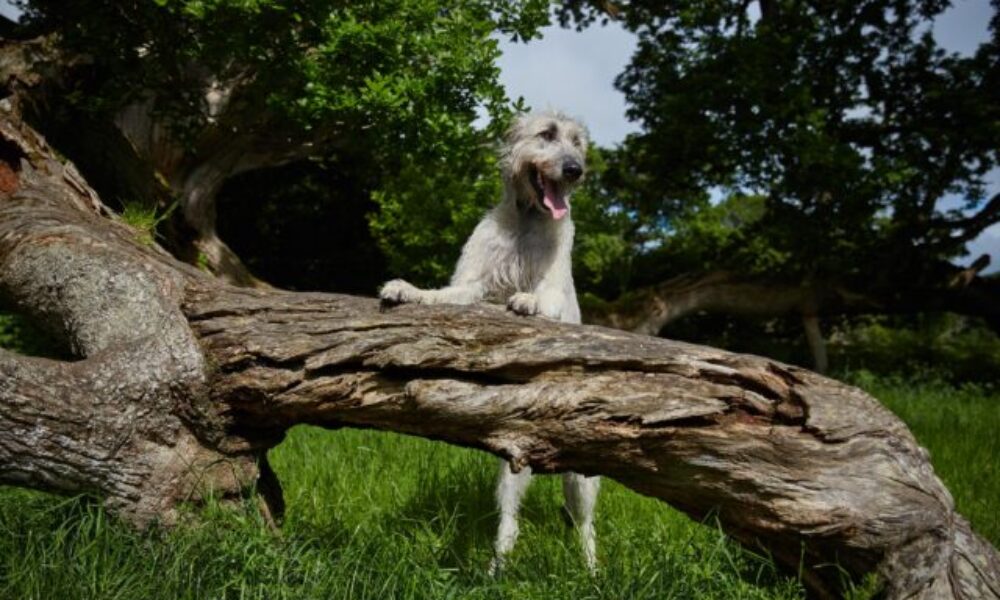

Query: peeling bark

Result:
[0,89,998,599]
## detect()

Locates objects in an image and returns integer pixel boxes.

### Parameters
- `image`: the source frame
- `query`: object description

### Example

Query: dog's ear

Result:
[566,117,590,151]
[504,115,527,146]
[498,114,528,168]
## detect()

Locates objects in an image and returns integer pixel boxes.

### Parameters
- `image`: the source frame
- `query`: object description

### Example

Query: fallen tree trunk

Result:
[0,102,997,600]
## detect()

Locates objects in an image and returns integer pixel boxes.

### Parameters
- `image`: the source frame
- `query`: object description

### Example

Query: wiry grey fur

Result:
[379,110,600,573]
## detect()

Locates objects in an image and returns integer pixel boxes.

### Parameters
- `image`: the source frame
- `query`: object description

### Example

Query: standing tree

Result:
[2,0,549,283]
[556,0,1000,367]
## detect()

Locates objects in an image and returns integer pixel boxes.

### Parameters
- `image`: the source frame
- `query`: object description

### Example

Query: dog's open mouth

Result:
[529,165,569,220]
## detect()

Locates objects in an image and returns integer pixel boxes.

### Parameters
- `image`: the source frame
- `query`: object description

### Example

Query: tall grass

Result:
[0,373,995,599]
[845,371,999,544]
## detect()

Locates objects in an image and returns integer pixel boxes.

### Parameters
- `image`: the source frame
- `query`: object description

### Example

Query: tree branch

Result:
[945,192,1000,244]
[582,269,1000,339]
[581,272,852,335]
[182,284,999,599]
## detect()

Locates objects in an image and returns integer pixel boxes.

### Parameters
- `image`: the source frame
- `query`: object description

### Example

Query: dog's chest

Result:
[485,223,561,298]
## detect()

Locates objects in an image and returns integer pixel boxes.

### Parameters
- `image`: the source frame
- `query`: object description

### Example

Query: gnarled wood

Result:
[0,104,272,525]
[0,92,997,599]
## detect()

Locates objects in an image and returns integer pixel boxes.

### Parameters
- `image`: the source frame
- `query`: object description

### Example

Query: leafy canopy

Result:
[14,0,556,288]
[19,0,549,154]
[559,0,1000,288]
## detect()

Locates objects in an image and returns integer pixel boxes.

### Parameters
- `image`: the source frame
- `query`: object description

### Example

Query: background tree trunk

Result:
[801,313,829,374]
[582,268,999,372]
[1,104,997,600]
[0,35,319,286]
[111,96,293,287]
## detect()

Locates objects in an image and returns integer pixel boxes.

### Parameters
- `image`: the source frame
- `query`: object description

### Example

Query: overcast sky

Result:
[1,0,996,268]
[497,1,994,145]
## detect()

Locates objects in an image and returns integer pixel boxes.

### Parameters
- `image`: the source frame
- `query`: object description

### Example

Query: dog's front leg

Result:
[380,279,485,306]
[507,286,568,320]
[506,291,539,316]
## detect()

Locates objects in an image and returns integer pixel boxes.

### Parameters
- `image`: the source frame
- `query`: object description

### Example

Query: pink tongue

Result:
[542,177,568,220]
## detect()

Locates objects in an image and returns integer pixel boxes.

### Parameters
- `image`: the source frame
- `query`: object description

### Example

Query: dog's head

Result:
[501,111,589,220]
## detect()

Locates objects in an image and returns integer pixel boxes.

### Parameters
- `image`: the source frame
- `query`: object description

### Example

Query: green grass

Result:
[119,200,178,247]
[0,374,995,599]
[845,371,1000,544]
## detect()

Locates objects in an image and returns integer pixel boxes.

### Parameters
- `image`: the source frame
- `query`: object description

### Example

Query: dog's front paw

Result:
[380,279,422,306]
[507,292,538,316]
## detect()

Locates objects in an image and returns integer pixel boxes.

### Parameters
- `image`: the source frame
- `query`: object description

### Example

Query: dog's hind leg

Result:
[562,472,600,572]
[489,460,533,575]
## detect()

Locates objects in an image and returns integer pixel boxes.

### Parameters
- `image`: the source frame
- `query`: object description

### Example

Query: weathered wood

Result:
[0,92,997,599]
[0,106,267,525]
[185,286,1000,598]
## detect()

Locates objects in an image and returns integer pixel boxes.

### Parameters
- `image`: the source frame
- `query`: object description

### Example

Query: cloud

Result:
[963,224,1000,274]
[495,23,639,146]
[0,0,21,21]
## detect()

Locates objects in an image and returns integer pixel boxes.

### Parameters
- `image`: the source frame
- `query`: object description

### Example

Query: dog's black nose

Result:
[562,160,583,181]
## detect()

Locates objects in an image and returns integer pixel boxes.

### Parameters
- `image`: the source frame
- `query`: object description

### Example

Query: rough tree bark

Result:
[0,99,998,599]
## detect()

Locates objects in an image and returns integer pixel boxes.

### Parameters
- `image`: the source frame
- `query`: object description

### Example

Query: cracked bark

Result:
[0,97,997,599]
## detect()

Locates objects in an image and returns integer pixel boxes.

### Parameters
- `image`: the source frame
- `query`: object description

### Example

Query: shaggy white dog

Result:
[379,110,600,573]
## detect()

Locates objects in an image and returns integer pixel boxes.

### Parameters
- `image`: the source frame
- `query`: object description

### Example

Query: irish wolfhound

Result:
[379,110,600,573]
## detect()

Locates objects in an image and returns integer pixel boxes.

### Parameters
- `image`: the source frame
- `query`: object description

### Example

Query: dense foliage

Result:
[557,0,1000,290]
[17,0,548,151]
[6,0,998,355]
[9,0,554,280]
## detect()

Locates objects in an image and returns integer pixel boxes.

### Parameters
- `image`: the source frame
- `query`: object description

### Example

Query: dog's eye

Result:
[572,135,582,147]
[539,128,556,142]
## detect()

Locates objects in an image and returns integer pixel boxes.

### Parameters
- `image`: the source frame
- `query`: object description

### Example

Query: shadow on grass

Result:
[392,456,580,574]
